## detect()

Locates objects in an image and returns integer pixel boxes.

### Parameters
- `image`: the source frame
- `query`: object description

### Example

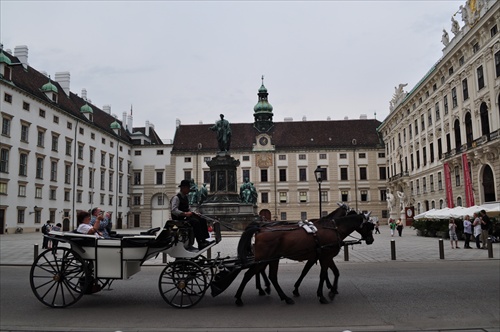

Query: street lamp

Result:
[352,138,358,211]
[314,166,326,218]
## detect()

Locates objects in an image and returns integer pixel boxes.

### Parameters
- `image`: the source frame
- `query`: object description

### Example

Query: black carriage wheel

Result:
[158,260,207,308]
[30,248,90,308]
[194,255,215,286]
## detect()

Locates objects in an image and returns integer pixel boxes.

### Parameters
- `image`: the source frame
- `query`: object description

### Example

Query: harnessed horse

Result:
[235,211,375,306]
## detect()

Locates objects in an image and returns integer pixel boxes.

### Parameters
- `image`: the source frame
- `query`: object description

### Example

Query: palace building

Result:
[378,0,500,217]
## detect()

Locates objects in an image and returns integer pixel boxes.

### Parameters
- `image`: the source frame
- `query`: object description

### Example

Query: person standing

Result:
[396,218,404,237]
[374,220,380,234]
[449,218,460,249]
[51,223,62,254]
[463,215,473,249]
[389,219,396,237]
[41,220,52,249]
[171,179,212,250]
[473,212,482,249]
[479,210,491,249]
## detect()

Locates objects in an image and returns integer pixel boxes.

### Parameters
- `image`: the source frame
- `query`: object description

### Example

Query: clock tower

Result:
[253,76,274,132]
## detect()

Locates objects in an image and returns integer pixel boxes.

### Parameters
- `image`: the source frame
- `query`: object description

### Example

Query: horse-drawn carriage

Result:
[30,205,375,309]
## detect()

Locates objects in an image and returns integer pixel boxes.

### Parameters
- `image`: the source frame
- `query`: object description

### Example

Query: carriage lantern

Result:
[314,166,326,218]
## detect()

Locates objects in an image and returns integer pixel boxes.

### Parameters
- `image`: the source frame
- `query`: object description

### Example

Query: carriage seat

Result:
[140,227,161,235]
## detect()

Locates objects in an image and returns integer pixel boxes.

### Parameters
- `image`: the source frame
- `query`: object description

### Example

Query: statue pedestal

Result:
[200,153,259,230]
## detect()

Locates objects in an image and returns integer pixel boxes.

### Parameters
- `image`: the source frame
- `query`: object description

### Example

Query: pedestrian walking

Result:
[389,219,396,237]
[41,220,52,249]
[463,215,473,249]
[396,218,404,237]
[374,220,380,234]
[473,212,482,249]
[449,218,460,249]
[479,210,491,249]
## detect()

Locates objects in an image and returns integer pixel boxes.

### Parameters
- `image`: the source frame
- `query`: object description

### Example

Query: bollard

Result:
[162,252,167,264]
[487,238,493,258]
[439,239,444,259]
[391,239,396,260]
[344,244,349,261]
[34,243,39,261]
[207,247,212,260]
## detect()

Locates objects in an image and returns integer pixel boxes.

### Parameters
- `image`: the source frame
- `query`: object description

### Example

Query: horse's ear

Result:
[364,211,372,221]
[337,202,342,207]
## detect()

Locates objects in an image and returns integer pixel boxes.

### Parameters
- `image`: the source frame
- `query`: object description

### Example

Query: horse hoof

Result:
[235,299,244,307]
[292,289,300,297]
[265,287,271,295]
[319,296,329,304]
[284,298,295,305]
[328,290,338,300]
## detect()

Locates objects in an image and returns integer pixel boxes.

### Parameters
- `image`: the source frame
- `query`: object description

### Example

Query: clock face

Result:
[259,137,268,145]
[406,209,413,217]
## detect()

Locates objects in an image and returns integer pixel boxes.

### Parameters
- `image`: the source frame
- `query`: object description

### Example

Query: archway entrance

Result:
[482,165,496,202]
[259,209,272,221]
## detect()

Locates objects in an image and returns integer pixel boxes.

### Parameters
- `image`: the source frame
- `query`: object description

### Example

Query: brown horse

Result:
[235,211,374,306]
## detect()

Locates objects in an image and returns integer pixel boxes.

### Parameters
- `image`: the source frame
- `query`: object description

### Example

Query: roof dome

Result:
[0,51,11,65]
[253,100,273,113]
[110,121,121,129]
[41,80,58,93]
[80,103,93,114]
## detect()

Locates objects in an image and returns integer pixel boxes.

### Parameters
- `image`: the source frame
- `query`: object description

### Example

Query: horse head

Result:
[357,211,375,245]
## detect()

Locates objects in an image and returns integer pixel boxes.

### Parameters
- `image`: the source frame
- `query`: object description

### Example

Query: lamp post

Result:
[352,139,358,211]
[314,166,325,218]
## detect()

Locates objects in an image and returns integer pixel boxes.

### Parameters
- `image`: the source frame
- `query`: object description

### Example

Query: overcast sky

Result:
[1,0,465,141]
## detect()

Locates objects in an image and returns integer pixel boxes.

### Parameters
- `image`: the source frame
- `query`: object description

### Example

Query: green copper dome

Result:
[110,121,121,129]
[0,51,11,65]
[253,100,274,113]
[80,103,93,114]
[41,80,58,93]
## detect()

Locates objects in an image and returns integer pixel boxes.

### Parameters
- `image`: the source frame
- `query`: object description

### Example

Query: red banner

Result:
[444,162,454,208]
[462,153,474,207]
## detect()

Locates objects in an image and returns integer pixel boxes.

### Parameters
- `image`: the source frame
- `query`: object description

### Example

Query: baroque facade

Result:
[379,1,500,218]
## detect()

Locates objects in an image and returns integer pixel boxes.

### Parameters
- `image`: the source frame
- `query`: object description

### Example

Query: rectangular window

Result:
[279,169,287,182]
[430,143,434,163]
[0,148,9,173]
[184,171,191,180]
[298,154,306,160]
[414,119,418,134]
[358,153,366,158]
[100,170,105,190]
[241,169,250,182]
[299,192,307,202]
[339,153,347,159]
[423,177,427,193]
[53,115,59,124]
[451,87,458,108]
[360,190,368,202]
[409,124,412,139]
[2,117,11,136]
[491,24,498,37]
[134,150,142,156]
[35,187,42,198]
[449,66,454,75]
[119,174,123,193]
[341,191,348,202]
[37,130,45,147]
[416,179,420,194]
[495,51,500,77]
[340,167,348,180]
[52,134,58,152]
[65,164,71,184]
[109,172,113,191]
[438,172,443,190]
[23,101,30,111]
[19,153,28,176]
[428,109,432,126]
[50,188,56,200]
[64,190,70,201]
[17,210,25,224]
[444,95,449,115]
[421,114,425,130]
[134,195,141,205]
[89,169,94,188]
[301,212,307,220]
[279,192,287,203]
[18,184,26,197]
[379,166,386,180]
[204,156,211,162]
[184,157,191,163]
[477,65,485,90]
[100,194,105,205]
[359,167,367,180]
[77,167,83,186]
[261,169,268,182]
[462,78,469,100]
[152,170,162,185]
[39,109,46,118]
[67,122,72,130]
[438,138,442,160]
[321,191,328,203]
[430,174,434,192]
[378,152,385,158]
[472,42,479,54]
[261,192,269,203]
[380,189,387,201]
[423,147,427,166]
[416,150,420,168]
[78,144,84,160]
[101,152,106,167]
[455,166,460,186]
[4,93,12,103]
[435,103,440,121]
[278,155,286,160]
[459,56,465,66]
[299,168,307,182]
[280,212,287,221]
[109,155,114,169]
[319,153,327,160]
[50,160,57,181]
[20,124,29,142]
[156,149,164,155]
[242,155,249,161]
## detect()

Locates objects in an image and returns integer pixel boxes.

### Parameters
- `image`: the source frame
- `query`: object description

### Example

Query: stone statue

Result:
[199,183,208,204]
[441,29,450,46]
[396,190,405,212]
[240,177,257,204]
[188,178,199,205]
[209,114,231,152]
[451,16,460,35]
[459,5,470,26]
[386,189,395,214]
[390,83,408,111]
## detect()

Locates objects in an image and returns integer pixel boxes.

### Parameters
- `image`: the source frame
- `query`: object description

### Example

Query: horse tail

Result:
[237,222,260,263]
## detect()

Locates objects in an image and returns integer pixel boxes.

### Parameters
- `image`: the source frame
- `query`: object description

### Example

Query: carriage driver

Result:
[170,179,213,250]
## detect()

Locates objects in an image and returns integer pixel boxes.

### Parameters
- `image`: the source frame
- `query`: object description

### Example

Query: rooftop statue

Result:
[209,114,231,152]
[389,83,408,112]
[451,16,460,35]
[442,29,450,46]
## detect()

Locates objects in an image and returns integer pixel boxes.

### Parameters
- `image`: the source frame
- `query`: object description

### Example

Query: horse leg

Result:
[255,269,265,295]
[328,260,340,300]
[235,264,262,306]
[292,259,316,297]
[316,263,329,304]
[261,269,271,295]
[267,260,294,304]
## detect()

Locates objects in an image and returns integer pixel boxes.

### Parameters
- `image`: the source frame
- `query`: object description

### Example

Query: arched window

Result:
[482,165,496,202]
[480,102,490,137]
[457,197,462,207]
[439,199,444,209]
[431,200,435,209]
[465,112,473,147]
[454,119,461,152]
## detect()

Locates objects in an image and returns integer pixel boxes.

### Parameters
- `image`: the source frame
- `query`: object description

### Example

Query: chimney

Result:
[327,116,331,121]
[302,116,307,121]
[360,114,367,119]
[14,45,28,69]
[122,112,128,131]
[127,114,133,132]
[284,117,293,122]
[344,116,349,120]
[145,120,150,137]
[81,88,87,101]
[103,105,111,114]
[176,118,181,128]
[55,72,70,96]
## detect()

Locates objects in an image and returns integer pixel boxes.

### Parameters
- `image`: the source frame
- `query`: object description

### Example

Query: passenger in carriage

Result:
[89,207,111,238]
[171,180,213,250]
[76,211,103,237]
